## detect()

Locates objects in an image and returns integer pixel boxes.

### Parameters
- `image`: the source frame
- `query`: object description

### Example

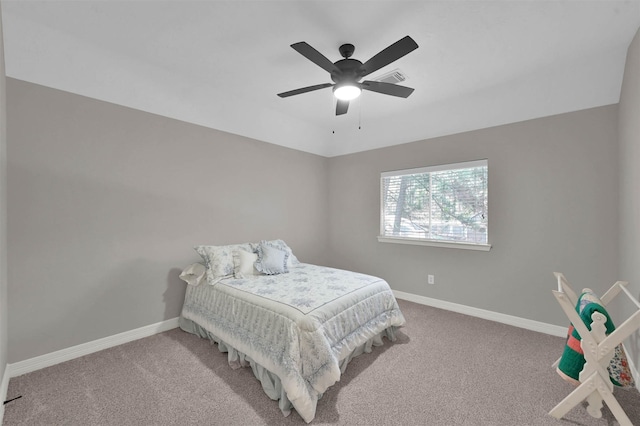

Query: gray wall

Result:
[4,32,636,369]
[0,4,8,387]
[618,27,640,372]
[327,105,619,328]
[6,78,329,363]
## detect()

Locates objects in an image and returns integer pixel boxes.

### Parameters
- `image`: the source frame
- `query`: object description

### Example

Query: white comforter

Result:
[180,263,405,422]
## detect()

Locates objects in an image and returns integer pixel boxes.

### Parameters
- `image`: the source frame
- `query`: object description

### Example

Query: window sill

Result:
[377,236,492,251]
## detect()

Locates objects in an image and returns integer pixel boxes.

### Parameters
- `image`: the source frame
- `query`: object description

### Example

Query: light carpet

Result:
[3,299,640,425]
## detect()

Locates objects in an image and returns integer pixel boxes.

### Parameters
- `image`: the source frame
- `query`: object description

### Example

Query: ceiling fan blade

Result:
[291,42,341,75]
[277,83,333,98]
[361,80,415,98]
[336,100,349,115]
[359,36,418,78]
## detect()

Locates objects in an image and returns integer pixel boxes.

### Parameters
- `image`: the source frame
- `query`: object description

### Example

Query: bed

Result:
[178,240,405,423]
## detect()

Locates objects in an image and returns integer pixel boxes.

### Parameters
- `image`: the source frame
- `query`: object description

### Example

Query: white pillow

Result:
[233,249,260,278]
[179,263,207,286]
[194,243,254,284]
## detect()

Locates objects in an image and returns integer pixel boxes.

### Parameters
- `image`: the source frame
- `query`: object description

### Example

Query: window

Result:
[379,159,490,250]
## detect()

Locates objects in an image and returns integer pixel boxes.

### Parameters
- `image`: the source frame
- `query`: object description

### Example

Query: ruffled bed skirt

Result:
[179,317,399,419]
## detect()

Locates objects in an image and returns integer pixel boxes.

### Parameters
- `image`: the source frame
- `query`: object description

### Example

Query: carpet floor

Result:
[3,299,640,425]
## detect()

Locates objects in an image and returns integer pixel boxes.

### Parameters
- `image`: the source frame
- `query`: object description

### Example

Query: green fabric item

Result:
[557,291,620,385]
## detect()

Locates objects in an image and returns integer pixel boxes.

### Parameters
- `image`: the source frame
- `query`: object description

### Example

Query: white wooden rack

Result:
[550,272,640,426]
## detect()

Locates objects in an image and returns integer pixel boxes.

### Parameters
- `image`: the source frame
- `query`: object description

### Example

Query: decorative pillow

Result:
[263,239,300,267]
[233,249,260,278]
[254,241,289,275]
[194,243,254,284]
[179,263,206,286]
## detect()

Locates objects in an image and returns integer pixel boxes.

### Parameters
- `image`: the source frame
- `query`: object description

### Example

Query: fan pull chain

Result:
[332,96,336,134]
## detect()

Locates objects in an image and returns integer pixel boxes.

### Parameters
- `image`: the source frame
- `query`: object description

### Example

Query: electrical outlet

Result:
[428,274,435,285]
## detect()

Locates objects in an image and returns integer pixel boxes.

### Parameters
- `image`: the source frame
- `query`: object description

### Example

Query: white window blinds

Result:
[380,160,488,245]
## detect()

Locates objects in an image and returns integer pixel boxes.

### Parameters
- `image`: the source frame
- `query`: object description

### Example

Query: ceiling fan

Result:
[277,36,419,116]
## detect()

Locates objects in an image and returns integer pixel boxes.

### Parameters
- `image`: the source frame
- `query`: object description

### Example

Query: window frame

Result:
[378,159,491,251]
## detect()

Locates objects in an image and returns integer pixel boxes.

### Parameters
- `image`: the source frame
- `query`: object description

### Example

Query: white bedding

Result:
[180,263,405,422]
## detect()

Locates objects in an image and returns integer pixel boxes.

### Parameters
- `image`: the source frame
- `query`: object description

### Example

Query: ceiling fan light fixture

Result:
[333,83,361,101]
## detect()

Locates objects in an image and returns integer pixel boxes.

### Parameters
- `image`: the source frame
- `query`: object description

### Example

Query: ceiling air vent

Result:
[374,68,407,84]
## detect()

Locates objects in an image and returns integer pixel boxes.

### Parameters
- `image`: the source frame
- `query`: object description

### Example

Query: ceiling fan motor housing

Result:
[331,58,364,84]
[331,44,363,84]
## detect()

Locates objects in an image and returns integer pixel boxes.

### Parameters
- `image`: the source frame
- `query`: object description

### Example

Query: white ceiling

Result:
[2,1,639,157]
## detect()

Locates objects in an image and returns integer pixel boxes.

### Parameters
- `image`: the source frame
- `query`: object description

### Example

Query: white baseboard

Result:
[392,289,568,337]
[7,317,179,378]
[1,295,638,415]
